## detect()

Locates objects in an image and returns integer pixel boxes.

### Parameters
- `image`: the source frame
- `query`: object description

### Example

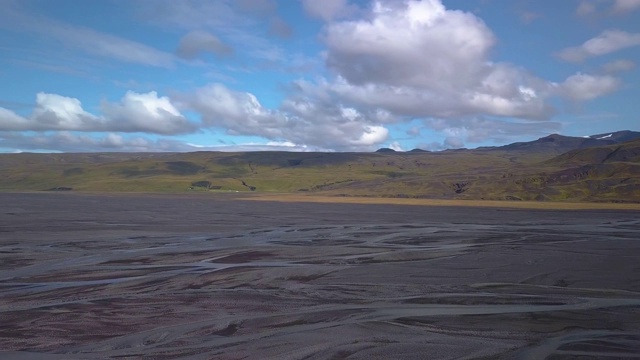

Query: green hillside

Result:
[1,137,639,203]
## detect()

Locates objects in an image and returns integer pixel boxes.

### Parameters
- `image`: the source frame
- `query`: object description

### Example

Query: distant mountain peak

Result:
[375,148,396,153]
[540,133,570,141]
[589,130,640,143]
[491,130,640,155]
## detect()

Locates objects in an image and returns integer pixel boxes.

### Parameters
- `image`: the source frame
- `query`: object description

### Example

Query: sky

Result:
[0,0,639,153]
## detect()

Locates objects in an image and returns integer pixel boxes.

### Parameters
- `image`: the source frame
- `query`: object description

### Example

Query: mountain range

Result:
[1,130,639,203]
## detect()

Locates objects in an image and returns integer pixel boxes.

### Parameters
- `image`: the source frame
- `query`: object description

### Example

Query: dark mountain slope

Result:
[546,138,640,166]
[589,130,640,143]
[478,130,640,156]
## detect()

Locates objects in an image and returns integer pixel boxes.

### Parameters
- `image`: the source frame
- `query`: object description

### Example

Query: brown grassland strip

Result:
[241,193,640,211]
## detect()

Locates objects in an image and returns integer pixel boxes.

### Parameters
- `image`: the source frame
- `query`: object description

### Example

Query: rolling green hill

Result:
[1,134,639,203]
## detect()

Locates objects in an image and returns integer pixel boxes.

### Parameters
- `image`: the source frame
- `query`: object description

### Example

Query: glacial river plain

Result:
[1,193,639,359]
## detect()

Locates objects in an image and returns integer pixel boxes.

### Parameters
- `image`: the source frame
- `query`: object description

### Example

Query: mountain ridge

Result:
[1,131,639,203]
[466,130,640,155]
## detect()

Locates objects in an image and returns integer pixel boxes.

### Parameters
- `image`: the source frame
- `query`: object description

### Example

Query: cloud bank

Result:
[0,92,195,134]
[0,0,630,153]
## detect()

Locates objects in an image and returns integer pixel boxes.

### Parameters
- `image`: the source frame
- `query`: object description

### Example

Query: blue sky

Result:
[0,0,639,153]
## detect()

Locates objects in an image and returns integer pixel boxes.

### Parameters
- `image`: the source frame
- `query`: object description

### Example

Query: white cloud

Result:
[0,131,330,153]
[183,0,619,150]
[137,0,288,65]
[101,91,197,134]
[0,92,195,134]
[313,0,556,120]
[388,141,404,151]
[214,143,322,152]
[444,136,465,149]
[612,0,640,13]
[350,125,389,146]
[425,117,562,147]
[0,108,32,131]
[602,59,636,73]
[557,30,640,62]
[324,68,553,121]
[576,0,640,16]
[0,131,196,153]
[324,0,494,88]
[1,0,630,153]
[0,93,102,132]
[31,93,102,130]
[407,126,421,136]
[176,30,233,59]
[1,3,174,68]
[576,1,597,16]
[1,85,393,151]
[302,0,358,21]
[558,73,621,101]
[186,83,286,135]
[182,83,390,150]
[64,28,174,68]
[140,0,250,29]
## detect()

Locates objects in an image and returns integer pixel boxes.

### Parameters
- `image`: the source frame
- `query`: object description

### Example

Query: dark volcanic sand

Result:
[1,193,640,359]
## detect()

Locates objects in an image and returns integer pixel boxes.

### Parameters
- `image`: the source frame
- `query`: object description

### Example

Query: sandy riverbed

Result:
[1,193,639,359]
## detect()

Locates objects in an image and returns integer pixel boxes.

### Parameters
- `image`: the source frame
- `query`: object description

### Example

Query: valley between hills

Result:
[1,130,639,204]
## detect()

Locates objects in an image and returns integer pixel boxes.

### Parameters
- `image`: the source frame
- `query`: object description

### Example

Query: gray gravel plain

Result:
[1,193,640,359]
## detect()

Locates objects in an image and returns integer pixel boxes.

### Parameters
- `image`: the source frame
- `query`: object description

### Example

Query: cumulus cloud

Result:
[557,30,640,62]
[0,108,33,131]
[1,86,392,151]
[31,93,102,130]
[324,0,494,88]
[1,0,629,153]
[324,73,553,121]
[186,83,287,135]
[0,93,101,132]
[388,141,404,151]
[181,83,390,150]
[182,0,617,151]
[176,30,233,59]
[101,91,197,134]
[557,73,621,101]
[0,92,195,134]
[311,0,557,121]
